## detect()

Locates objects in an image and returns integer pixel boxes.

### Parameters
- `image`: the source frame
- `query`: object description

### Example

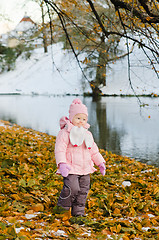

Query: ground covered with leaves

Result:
[0,120,159,240]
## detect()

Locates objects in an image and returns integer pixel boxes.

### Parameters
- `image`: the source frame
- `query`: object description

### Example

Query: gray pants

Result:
[58,174,90,216]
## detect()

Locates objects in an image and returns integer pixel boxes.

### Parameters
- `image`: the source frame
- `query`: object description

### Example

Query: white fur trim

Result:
[70,126,93,148]
[85,132,94,149]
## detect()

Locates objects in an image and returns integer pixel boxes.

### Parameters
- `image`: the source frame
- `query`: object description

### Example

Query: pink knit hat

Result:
[69,98,88,122]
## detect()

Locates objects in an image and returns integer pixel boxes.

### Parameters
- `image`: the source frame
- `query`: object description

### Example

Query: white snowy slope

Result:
[0,43,90,95]
[0,42,158,95]
[101,46,159,95]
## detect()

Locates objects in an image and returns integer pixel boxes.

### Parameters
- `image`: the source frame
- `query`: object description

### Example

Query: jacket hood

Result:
[59,116,90,132]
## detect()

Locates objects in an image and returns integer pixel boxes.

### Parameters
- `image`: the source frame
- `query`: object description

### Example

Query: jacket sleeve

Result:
[90,138,105,166]
[55,129,69,166]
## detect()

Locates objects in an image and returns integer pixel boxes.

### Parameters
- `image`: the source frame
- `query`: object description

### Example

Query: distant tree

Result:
[39,0,48,52]
[0,44,16,72]
[31,0,49,52]
[0,43,34,73]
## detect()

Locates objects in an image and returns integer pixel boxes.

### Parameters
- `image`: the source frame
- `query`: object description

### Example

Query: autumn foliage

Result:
[0,120,159,239]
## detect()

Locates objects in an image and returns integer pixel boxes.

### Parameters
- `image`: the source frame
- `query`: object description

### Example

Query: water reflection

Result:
[89,97,159,166]
[0,95,159,167]
[88,100,123,156]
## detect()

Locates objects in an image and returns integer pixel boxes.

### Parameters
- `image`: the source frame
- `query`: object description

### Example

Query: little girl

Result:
[55,98,105,218]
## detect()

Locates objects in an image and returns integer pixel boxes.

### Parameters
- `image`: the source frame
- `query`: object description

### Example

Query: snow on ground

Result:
[0,43,89,95]
[0,121,5,127]
[101,45,159,95]
[0,42,158,95]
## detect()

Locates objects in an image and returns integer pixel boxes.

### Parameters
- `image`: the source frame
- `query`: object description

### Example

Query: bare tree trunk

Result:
[41,3,48,53]
[95,35,107,87]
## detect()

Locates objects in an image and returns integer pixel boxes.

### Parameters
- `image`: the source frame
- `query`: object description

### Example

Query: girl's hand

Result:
[59,163,71,177]
[98,162,106,176]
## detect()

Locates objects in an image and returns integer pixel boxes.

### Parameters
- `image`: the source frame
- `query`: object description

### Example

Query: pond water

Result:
[0,95,159,167]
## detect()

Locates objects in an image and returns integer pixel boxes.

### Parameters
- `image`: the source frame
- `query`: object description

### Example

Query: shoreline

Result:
[0,119,158,168]
[0,92,159,97]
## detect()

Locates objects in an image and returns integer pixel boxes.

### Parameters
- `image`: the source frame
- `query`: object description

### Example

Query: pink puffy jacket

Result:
[55,116,105,175]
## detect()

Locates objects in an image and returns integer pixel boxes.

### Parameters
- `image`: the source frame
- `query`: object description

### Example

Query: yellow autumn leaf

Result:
[6,216,17,223]
[151,218,158,226]
[7,224,16,237]
[134,222,142,231]
[11,194,21,201]
[129,207,136,217]
[110,226,117,233]
[113,208,120,215]
[123,236,130,240]
[26,209,34,214]
[117,224,121,233]
[32,203,44,212]
[154,187,159,195]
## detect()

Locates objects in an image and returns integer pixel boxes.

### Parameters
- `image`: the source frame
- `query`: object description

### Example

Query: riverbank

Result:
[0,120,158,239]
[0,93,159,97]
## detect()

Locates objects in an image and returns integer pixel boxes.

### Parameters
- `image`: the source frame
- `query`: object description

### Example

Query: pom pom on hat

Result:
[72,98,81,104]
[69,98,88,122]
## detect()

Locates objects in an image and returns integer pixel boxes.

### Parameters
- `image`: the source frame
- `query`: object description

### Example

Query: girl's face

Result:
[72,113,88,127]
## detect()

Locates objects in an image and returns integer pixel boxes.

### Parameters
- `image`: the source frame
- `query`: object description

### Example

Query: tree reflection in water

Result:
[88,99,125,156]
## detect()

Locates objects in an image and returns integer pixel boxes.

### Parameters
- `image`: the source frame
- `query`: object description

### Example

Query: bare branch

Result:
[117,8,141,103]
[110,0,159,23]
[138,0,159,17]
[43,0,90,83]
[86,0,109,37]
